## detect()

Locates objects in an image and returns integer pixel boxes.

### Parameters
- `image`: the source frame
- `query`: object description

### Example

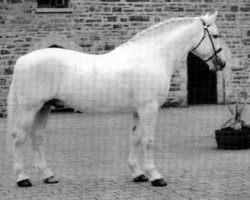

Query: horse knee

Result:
[12,131,27,147]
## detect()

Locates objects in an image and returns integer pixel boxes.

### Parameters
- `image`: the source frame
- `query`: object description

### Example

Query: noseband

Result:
[192,20,222,62]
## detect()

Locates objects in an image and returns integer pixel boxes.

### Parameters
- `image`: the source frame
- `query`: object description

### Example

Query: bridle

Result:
[192,20,222,62]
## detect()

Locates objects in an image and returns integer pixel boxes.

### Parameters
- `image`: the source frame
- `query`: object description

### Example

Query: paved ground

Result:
[0,105,250,200]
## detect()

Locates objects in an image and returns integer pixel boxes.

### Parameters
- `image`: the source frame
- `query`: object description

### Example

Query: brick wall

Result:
[0,0,249,116]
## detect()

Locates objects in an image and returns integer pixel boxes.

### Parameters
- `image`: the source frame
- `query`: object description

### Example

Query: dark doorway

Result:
[187,52,217,105]
[49,44,63,48]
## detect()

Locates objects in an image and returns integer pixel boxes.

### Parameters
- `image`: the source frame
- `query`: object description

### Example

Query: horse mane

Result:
[123,16,199,46]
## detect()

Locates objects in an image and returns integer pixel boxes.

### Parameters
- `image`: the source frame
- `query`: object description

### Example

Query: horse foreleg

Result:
[138,101,167,187]
[128,113,149,182]
[31,105,58,184]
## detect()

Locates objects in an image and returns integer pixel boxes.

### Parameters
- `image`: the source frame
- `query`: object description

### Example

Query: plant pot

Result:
[215,127,250,149]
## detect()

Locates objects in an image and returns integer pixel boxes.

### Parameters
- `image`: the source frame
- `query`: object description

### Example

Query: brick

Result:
[100,0,120,2]
[164,6,184,12]
[231,6,238,12]
[112,7,122,12]
[7,0,22,3]
[113,24,122,29]
[126,0,150,2]
[107,16,117,22]
[104,44,115,51]
[129,16,150,22]
[3,67,13,75]
[86,19,102,23]
[1,50,10,55]
[240,6,250,12]
[247,30,250,36]
[6,45,15,49]
[242,39,250,45]
[120,18,128,22]
[225,14,236,21]
[8,60,14,65]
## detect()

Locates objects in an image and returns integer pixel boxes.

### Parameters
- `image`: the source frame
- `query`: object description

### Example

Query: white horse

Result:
[7,12,226,187]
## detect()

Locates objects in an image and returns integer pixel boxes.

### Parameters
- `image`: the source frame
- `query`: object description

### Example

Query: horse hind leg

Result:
[31,103,58,184]
[128,113,149,182]
[12,106,37,187]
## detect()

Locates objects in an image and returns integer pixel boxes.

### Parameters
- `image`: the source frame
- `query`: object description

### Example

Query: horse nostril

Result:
[219,61,226,71]
[222,61,226,69]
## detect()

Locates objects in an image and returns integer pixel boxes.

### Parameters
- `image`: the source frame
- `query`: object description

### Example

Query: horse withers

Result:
[7,12,226,187]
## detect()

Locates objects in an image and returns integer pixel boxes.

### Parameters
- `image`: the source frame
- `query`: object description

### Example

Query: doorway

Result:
[49,44,63,48]
[187,52,217,105]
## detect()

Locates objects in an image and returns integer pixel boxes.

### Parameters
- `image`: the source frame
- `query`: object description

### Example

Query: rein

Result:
[192,20,222,62]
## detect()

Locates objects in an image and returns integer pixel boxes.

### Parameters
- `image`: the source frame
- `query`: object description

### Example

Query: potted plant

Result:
[215,104,250,149]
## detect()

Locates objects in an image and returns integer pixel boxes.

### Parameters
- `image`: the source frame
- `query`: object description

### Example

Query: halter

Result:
[192,20,222,62]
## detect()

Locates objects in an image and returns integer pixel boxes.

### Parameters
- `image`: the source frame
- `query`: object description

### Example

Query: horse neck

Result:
[121,20,200,73]
[157,22,200,72]
[162,22,201,65]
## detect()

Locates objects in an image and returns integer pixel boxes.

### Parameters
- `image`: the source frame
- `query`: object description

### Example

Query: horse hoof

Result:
[17,179,32,187]
[133,174,149,182]
[43,176,59,184]
[151,178,167,187]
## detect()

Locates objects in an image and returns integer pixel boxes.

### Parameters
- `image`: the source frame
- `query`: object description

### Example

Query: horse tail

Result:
[6,80,18,153]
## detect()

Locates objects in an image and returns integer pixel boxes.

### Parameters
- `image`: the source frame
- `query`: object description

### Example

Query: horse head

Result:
[192,11,226,71]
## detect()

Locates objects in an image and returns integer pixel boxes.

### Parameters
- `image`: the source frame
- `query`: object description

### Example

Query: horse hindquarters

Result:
[7,80,33,186]
[10,100,38,185]
[7,80,52,186]
[6,82,18,154]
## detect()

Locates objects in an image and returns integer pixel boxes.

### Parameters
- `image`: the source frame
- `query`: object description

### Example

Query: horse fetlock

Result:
[128,158,143,175]
[146,168,162,181]
[34,161,48,171]
[41,168,53,178]
[145,164,156,174]
[16,171,30,183]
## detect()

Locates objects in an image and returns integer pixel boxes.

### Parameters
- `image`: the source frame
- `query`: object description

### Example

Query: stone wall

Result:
[0,0,249,116]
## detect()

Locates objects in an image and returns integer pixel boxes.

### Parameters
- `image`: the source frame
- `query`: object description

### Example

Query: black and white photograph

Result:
[0,0,249,199]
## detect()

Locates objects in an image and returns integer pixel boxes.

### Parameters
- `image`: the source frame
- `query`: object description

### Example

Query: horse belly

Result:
[58,73,135,113]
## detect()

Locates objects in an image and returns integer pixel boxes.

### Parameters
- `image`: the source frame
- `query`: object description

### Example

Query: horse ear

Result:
[201,11,218,25]
[206,11,218,24]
